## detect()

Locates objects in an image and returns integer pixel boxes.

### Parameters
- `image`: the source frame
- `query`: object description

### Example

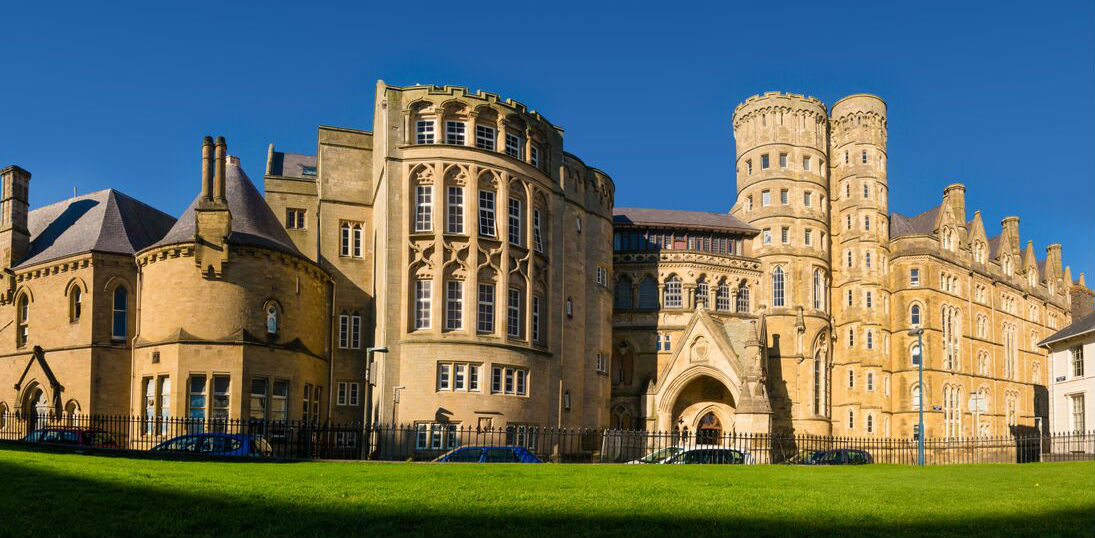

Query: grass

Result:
[0,446,1092,538]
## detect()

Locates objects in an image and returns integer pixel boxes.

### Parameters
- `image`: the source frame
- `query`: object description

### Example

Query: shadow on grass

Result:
[0,449,1090,538]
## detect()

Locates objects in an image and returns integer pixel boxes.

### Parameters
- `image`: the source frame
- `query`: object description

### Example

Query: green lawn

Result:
[1,446,1092,538]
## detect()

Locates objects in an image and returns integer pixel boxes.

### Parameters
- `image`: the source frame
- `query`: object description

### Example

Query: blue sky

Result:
[2,1,1092,278]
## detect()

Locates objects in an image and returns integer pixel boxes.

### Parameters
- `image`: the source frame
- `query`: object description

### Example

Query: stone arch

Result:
[19,381,53,432]
[657,366,741,417]
[64,277,89,297]
[101,275,134,294]
[262,298,283,336]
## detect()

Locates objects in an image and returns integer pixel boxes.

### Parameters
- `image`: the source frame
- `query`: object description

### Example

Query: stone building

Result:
[0,84,1079,445]
[610,91,1075,439]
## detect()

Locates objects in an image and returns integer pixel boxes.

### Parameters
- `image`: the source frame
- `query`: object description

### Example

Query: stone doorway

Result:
[696,412,722,444]
[21,383,50,432]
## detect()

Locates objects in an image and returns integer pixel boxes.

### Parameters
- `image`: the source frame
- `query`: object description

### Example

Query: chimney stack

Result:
[201,136,214,201]
[0,165,31,271]
[944,183,967,223]
[213,136,226,203]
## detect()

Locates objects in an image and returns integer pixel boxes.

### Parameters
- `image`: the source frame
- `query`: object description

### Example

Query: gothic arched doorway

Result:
[21,384,50,432]
[696,412,722,444]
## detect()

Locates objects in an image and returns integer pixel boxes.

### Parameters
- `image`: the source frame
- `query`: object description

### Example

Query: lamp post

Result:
[907,328,925,466]
[362,346,388,459]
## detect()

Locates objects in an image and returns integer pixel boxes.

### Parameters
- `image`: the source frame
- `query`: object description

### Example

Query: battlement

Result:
[831,93,887,120]
[735,91,825,112]
[382,81,558,132]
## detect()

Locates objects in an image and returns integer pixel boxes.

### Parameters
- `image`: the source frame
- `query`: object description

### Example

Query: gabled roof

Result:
[268,152,317,179]
[151,162,302,257]
[1039,312,1095,348]
[613,207,757,234]
[889,205,940,238]
[18,189,176,269]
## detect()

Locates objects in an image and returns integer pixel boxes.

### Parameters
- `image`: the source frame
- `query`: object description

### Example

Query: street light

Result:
[362,346,388,459]
[907,328,925,466]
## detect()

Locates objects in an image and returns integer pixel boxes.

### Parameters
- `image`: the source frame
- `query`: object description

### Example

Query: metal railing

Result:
[1,412,1092,464]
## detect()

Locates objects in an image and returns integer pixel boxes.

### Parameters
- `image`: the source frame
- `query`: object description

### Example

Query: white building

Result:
[1039,312,1094,435]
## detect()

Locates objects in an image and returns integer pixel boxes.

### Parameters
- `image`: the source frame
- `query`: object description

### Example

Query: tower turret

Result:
[827,94,889,436]
[731,91,832,435]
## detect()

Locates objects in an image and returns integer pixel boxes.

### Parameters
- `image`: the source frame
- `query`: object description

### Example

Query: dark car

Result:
[813,449,873,465]
[784,450,824,465]
[434,446,543,463]
[664,448,746,465]
[151,433,273,458]
[23,428,118,448]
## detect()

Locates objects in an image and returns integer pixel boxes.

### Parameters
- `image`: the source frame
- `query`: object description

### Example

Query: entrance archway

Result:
[21,383,50,432]
[696,412,722,444]
[668,375,736,439]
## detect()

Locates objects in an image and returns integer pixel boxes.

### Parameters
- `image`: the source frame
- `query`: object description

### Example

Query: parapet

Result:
[733,91,827,126]
[831,94,887,120]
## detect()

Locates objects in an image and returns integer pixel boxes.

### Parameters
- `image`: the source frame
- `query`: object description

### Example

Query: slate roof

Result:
[268,152,317,179]
[613,207,757,234]
[889,205,940,238]
[151,162,303,257]
[987,235,1006,258]
[1038,312,1095,348]
[18,189,176,269]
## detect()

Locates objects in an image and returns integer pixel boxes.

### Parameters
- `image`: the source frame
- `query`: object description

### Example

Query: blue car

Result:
[151,433,273,457]
[434,446,542,463]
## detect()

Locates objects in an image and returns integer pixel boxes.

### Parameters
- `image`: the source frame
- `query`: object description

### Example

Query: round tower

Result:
[827,94,889,437]
[731,92,833,435]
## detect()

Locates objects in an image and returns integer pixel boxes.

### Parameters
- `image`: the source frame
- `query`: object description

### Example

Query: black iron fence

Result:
[1,412,1093,464]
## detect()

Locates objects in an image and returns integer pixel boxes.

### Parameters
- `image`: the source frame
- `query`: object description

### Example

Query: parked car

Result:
[630,445,754,464]
[783,450,824,465]
[434,446,542,463]
[151,433,273,458]
[23,428,118,448]
[663,447,747,465]
[627,446,685,464]
[811,449,873,465]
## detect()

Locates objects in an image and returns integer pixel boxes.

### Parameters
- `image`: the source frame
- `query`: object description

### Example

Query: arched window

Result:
[663,276,682,308]
[865,251,872,268]
[70,286,82,322]
[866,414,874,434]
[16,293,29,347]
[614,277,633,310]
[866,331,874,349]
[848,409,854,430]
[910,304,921,326]
[812,268,825,310]
[911,343,921,366]
[771,267,785,307]
[695,278,708,310]
[112,286,128,340]
[813,349,826,416]
[266,303,280,335]
[736,283,749,313]
[0,402,7,430]
[716,282,731,312]
[637,277,658,310]
[912,384,922,409]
